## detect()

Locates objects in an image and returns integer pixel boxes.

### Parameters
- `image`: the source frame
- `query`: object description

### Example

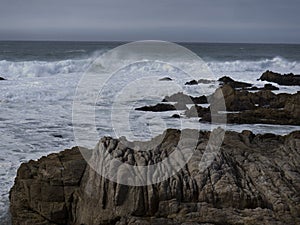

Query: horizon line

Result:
[0,39,300,45]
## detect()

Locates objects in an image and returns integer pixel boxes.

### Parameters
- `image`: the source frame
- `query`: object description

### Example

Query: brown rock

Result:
[9,147,87,225]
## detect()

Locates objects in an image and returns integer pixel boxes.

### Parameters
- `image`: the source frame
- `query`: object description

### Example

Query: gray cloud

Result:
[0,0,299,43]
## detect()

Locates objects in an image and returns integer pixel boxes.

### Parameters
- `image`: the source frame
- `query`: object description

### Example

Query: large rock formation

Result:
[258,70,300,86]
[10,129,300,225]
[9,147,87,225]
[192,85,300,125]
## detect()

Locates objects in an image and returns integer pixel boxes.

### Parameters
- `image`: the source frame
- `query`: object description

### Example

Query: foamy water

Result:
[0,42,300,223]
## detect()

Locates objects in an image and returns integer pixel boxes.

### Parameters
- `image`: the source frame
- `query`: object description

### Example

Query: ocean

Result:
[1,41,300,223]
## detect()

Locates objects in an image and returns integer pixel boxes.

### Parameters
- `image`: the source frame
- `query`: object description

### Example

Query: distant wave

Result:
[0,59,92,78]
[207,56,300,74]
[0,54,299,79]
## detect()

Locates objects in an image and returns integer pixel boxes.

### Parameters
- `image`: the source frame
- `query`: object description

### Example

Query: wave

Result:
[0,54,299,80]
[0,58,92,78]
[207,56,300,74]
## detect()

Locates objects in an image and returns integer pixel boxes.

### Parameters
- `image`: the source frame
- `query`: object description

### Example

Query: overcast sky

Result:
[0,0,299,43]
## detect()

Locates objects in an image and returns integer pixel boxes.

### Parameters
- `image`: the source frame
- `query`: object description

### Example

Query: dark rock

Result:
[218,76,252,89]
[52,134,63,138]
[258,70,300,86]
[0,77,5,80]
[10,130,300,224]
[135,103,176,112]
[264,83,279,90]
[171,114,180,118]
[185,80,198,85]
[159,77,172,81]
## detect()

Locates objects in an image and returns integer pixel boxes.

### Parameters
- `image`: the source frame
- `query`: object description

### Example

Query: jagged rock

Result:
[218,76,252,89]
[9,147,87,225]
[258,70,300,86]
[159,77,172,81]
[11,129,300,224]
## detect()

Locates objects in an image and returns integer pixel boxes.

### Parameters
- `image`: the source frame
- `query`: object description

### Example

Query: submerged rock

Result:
[10,130,300,225]
[258,70,300,86]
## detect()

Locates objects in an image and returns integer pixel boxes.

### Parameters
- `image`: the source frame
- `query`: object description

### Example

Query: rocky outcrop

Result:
[218,76,252,89]
[197,85,300,125]
[9,147,87,225]
[258,70,300,86]
[0,76,6,80]
[10,130,300,225]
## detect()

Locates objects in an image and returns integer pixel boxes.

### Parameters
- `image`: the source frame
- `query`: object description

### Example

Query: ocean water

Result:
[1,41,300,223]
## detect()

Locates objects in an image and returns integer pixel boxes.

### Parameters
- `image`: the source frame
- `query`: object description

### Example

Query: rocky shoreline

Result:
[9,129,300,225]
[138,71,300,126]
[9,70,300,225]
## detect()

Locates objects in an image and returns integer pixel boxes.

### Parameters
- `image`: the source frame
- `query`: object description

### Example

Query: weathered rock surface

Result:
[10,130,300,225]
[258,70,300,86]
[9,147,87,225]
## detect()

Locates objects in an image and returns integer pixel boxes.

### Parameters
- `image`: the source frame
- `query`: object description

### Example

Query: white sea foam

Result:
[0,59,91,79]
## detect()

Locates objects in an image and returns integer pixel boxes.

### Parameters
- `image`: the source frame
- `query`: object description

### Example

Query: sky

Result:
[0,0,299,43]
